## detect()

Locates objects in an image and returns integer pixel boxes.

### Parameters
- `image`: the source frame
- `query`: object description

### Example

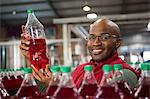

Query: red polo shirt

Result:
[72,53,139,88]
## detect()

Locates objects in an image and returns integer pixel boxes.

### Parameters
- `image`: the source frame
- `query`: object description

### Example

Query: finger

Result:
[20,44,29,51]
[21,40,30,46]
[30,64,44,79]
[32,71,42,81]
[20,46,30,59]
[21,33,31,40]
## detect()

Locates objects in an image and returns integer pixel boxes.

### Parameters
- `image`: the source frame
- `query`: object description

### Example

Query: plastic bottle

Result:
[15,68,41,98]
[45,66,61,98]
[53,66,81,99]
[25,9,49,71]
[134,63,150,98]
[78,65,98,99]
[96,64,120,98]
[113,64,135,99]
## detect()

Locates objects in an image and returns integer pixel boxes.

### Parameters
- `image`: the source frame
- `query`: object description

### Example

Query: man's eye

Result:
[101,36,110,40]
[89,36,95,40]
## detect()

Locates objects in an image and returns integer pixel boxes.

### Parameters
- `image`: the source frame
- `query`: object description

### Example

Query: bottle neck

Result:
[85,71,93,75]
[52,72,61,79]
[24,73,32,78]
[62,72,71,78]
[24,73,37,86]
[142,70,150,78]
[59,72,74,87]
[114,69,123,77]
[100,71,114,86]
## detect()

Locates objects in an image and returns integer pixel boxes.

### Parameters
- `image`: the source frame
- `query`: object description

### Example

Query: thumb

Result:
[21,25,28,33]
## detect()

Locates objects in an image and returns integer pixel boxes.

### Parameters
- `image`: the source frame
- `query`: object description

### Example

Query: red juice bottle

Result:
[113,64,135,99]
[78,65,98,99]
[25,9,49,71]
[96,64,120,98]
[53,66,81,99]
[134,63,150,98]
[45,66,61,98]
[15,68,41,98]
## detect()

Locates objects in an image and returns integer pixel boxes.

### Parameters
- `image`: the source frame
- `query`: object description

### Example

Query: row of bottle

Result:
[1,63,150,98]
[0,68,24,97]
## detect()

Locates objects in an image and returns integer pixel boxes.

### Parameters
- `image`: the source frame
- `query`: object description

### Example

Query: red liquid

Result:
[98,86,120,98]
[117,82,135,98]
[2,78,23,96]
[16,86,41,98]
[29,38,49,71]
[54,87,80,99]
[80,84,98,98]
[46,85,58,97]
[137,83,150,98]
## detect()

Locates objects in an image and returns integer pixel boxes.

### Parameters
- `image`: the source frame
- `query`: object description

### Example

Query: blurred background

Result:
[0,0,150,69]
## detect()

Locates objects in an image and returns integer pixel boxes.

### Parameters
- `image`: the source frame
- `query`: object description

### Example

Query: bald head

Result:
[90,19,120,37]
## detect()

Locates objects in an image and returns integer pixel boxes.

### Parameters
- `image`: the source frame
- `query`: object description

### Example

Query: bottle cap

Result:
[61,66,71,73]
[135,62,140,64]
[27,8,33,13]
[51,66,60,73]
[102,64,112,72]
[84,65,93,71]
[24,68,32,74]
[128,62,134,65]
[141,63,150,70]
[16,68,21,71]
[114,64,123,70]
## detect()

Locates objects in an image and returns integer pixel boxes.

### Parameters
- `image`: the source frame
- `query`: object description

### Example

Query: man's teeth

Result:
[93,49,102,53]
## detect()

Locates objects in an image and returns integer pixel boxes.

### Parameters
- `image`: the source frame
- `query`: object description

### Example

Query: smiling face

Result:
[87,19,121,62]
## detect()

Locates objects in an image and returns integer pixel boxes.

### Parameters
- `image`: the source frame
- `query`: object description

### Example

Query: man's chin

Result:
[92,55,104,62]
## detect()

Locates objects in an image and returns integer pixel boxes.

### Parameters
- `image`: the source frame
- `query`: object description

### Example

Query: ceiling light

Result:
[83,5,91,11]
[12,11,16,15]
[87,13,97,19]
[147,22,150,29]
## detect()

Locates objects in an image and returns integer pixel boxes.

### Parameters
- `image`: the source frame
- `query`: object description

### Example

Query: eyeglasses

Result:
[88,33,119,41]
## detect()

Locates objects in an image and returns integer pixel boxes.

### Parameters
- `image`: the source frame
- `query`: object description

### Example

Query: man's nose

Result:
[93,36,102,45]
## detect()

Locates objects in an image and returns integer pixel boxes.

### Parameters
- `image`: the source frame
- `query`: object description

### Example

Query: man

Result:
[20,19,138,89]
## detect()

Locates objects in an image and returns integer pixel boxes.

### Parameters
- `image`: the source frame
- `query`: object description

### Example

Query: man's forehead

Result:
[89,20,120,36]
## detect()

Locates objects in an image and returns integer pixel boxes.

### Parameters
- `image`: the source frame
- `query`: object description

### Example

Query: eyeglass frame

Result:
[87,33,120,41]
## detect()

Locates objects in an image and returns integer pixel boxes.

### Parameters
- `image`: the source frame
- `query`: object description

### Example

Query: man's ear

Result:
[115,38,121,49]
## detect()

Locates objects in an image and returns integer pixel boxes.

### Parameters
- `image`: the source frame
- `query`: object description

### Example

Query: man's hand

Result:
[20,25,31,60]
[31,64,52,86]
